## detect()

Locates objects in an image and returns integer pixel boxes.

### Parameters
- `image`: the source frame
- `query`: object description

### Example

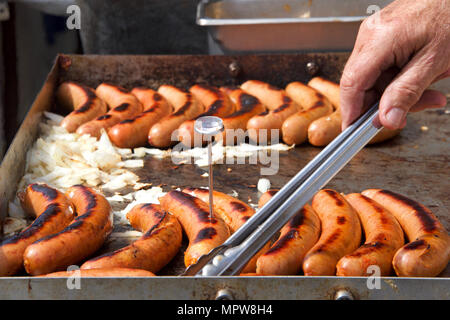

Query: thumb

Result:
[379,52,443,130]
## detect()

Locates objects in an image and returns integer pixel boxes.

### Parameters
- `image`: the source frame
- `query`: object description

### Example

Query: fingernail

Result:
[385,108,406,127]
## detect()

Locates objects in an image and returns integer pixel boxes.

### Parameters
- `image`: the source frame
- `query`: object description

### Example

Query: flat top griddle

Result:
[0,54,448,299]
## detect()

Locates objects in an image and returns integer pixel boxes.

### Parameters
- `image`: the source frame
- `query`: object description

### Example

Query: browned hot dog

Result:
[57,82,108,133]
[307,77,401,146]
[23,185,113,275]
[182,188,253,234]
[148,85,204,148]
[178,84,235,147]
[336,193,404,276]
[242,80,301,143]
[108,88,172,148]
[307,77,340,110]
[219,87,266,145]
[81,203,182,273]
[182,187,268,273]
[302,189,362,276]
[255,190,321,275]
[282,82,333,145]
[0,184,75,276]
[77,83,143,139]
[362,189,450,277]
[159,191,230,267]
[308,110,342,147]
[39,267,156,277]
[285,81,332,111]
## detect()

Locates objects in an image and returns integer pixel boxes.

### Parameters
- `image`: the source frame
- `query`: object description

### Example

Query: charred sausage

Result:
[302,189,362,276]
[0,183,75,276]
[159,191,230,267]
[336,193,404,276]
[23,185,113,275]
[81,203,182,273]
[362,189,450,277]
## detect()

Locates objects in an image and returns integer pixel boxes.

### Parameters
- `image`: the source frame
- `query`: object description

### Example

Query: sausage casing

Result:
[282,97,333,145]
[159,191,230,267]
[108,88,172,148]
[57,82,108,133]
[242,80,300,143]
[336,193,404,276]
[362,189,450,277]
[148,85,204,148]
[77,83,143,138]
[182,187,268,273]
[219,87,266,145]
[0,184,75,276]
[23,185,113,275]
[307,77,340,110]
[178,84,235,147]
[302,189,362,276]
[81,204,182,273]
[39,267,155,277]
[256,190,321,275]
[307,110,342,147]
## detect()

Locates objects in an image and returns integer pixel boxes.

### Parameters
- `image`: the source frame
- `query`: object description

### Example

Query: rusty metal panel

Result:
[0,276,448,300]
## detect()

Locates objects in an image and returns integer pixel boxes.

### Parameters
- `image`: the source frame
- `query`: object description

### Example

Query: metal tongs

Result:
[183,103,383,276]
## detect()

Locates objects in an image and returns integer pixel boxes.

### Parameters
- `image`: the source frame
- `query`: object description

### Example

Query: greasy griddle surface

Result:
[97,107,450,277]
[50,55,450,276]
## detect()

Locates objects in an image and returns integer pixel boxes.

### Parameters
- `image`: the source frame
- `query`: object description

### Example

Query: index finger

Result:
[340,24,395,129]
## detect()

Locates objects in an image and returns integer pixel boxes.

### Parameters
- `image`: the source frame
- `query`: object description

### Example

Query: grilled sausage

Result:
[307,77,401,146]
[0,184,75,276]
[308,109,400,147]
[257,189,279,209]
[77,83,143,139]
[307,110,342,147]
[182,187,268,273]
[159,191,230,267]
[362,189,450,277]
[131,87,170,112]
[148,85,204,148]
[285,81,332,111]
[108,88,172,148]
[336,193,404,276]
[305,78,342,146]
[39,268,156,277]
[302,189,362,276]
[178,85,235,147]
[242,80,301,143]
[282,89,333,146]
[307,77,340,110]
[81,204,182,273]
[23,185,113,275]
[57,82,108,133]
[183,188,253,234]
[256,190,321,275]
[219,87,266,145]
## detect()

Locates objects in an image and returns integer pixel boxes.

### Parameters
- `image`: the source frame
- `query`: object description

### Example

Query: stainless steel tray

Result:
[197,0,393,53]
[0,54,448,300]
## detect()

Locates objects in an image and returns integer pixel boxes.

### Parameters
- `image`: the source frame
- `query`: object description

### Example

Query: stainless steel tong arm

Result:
[183,103,383,276]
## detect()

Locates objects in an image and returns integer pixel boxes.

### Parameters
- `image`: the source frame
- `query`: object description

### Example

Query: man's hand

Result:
[340,0,450,130]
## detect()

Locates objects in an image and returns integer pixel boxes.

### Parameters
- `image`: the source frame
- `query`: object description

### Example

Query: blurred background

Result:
[0,0,448,160]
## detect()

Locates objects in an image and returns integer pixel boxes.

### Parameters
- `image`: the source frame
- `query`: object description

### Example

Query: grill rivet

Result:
[229,61,241,78]
[306,61,319,76]
[334,289,354,300]
[215,289,234,300]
